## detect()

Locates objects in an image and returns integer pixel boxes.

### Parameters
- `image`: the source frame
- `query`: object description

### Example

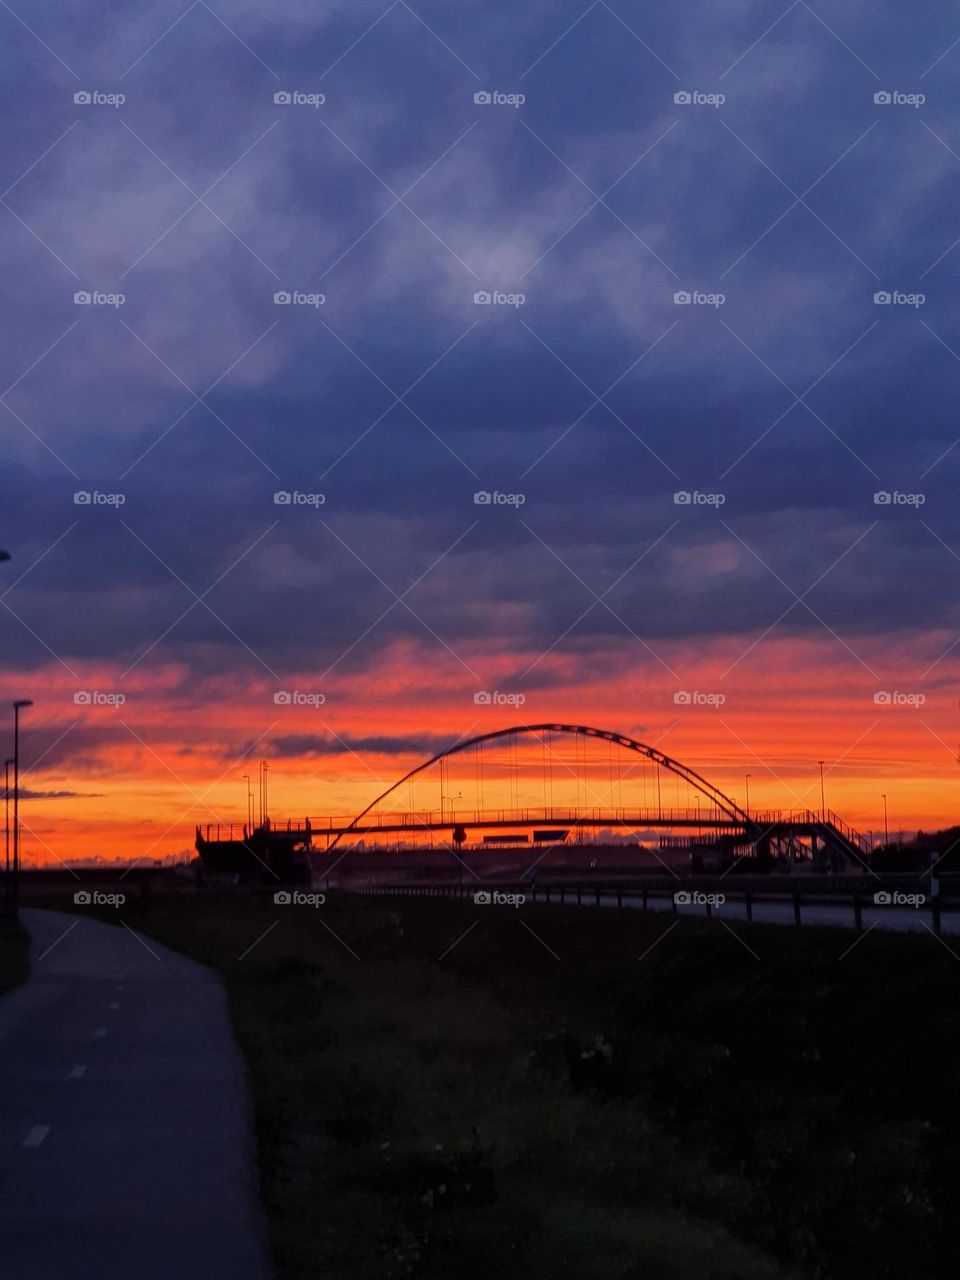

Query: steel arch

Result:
[324,723,751,852]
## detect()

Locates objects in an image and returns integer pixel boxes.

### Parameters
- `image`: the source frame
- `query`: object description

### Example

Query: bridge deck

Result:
[198,806,864,850]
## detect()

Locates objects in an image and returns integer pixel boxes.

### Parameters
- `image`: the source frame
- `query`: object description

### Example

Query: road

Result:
[0,908,272,1279]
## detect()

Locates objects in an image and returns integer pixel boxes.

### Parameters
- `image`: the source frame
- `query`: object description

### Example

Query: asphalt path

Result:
[0,908,272,1279]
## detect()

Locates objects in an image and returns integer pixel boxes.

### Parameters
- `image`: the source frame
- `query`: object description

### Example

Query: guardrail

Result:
[355,879,952,934]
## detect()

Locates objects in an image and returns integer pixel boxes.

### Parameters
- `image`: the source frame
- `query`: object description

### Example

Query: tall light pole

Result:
[1,555,9,907]
[818,760,826,820]
[13,700,33,910]
[744,773,751,816]
[242,775,253,832]
[882,793,889,848]
[4,758,12,910]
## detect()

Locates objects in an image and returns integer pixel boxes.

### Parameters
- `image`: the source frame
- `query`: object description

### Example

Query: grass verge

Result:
[25,888,960,1279]
[0,912,29,996]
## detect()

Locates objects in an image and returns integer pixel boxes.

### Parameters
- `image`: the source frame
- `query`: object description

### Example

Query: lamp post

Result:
[818,760,825,820]
[1,557,11,908]
[242,774,253,833]
[12,700,33,911]
[744,773,751,816]
[4,758,12,911]
[881,793,889,848]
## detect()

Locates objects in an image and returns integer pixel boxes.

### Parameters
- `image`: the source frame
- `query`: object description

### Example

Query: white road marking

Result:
[23,1125,51,1148]
[68,1064,86,1080]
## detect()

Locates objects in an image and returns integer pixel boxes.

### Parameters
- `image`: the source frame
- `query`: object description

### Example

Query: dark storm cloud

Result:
[269,732,455,760]
[3,0,960,684]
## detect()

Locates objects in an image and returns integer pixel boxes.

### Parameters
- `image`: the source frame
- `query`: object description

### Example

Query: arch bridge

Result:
[197,724,868,870]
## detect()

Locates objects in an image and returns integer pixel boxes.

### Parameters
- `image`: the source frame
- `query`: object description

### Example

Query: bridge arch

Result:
[325,723,751,852]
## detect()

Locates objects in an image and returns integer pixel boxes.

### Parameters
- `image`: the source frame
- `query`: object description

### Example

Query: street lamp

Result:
[12,700,33,910]
[3,758,12,910]
[744,774,751,816]
[242,774,253,832]
[818,760,826,820]
[881,793,889,848]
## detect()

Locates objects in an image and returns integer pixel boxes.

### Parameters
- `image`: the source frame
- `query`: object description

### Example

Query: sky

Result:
[2,0,960,862]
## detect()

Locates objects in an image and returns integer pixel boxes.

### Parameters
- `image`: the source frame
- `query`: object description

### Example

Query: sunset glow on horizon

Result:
[7,627,959,864]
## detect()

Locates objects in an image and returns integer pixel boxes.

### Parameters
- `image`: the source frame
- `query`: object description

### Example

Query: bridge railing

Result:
[748,809,867,849]
[305,805,738,831]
